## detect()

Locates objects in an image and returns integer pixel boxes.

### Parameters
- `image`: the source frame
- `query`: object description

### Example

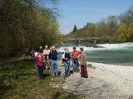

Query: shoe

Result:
[51,78,55,82]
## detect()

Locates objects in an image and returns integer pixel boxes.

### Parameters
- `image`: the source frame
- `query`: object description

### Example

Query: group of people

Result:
[31,45,88,82]
[31,45,133,99]
[62,46,88,78]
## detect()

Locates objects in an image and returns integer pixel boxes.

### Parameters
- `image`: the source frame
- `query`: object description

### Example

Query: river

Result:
[57,42,133,66]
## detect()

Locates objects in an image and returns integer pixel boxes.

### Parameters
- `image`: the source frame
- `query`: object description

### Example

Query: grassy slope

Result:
[0,59,82,99]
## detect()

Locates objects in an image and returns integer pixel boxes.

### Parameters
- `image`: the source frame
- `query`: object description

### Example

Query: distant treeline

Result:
[66,6,133,44]
[0,0,64,58]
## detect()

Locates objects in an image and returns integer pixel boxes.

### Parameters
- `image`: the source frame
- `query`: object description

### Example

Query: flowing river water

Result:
[57,42,133,66]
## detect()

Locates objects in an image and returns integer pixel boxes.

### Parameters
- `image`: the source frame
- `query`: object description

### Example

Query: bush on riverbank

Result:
[87,64,96,69]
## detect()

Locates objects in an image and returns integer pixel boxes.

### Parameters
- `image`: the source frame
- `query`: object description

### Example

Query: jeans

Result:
[64,60,70,76]
[72,58,79,71]
[50,59,59,77]
[37,66,44,79]
[35,65,39,73]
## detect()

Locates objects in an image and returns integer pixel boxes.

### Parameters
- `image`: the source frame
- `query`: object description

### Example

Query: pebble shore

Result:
[56,62,133,99]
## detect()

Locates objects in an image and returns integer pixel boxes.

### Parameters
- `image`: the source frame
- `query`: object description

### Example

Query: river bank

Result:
[53,61,133,99]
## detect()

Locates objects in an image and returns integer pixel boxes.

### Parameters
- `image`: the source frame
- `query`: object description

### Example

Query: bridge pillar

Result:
[93,40,96,43]
[92,40,97,46]
[77,40,80,46]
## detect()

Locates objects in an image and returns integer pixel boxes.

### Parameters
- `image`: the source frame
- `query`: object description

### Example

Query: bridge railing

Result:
[64,37,103,41]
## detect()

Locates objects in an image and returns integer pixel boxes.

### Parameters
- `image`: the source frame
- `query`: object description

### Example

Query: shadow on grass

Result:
[52,91,61,99]
[43,73,50,79]
[0,59,35,98]
[0,84,13,98]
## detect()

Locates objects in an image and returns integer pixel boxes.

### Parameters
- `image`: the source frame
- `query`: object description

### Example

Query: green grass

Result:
[0,59,83,99]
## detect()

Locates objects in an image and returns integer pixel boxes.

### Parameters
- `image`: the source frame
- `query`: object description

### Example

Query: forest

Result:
[66,5,133,44]
[0,0,64,58]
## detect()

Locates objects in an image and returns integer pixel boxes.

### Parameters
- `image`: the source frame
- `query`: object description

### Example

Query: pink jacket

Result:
[36,53,44,66]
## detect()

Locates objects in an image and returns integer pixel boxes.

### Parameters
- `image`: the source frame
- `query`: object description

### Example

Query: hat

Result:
[73,46,76,49]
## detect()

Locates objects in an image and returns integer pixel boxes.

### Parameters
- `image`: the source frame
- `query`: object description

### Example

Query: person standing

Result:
[39,45,43,53]
[36,49,45,79]
[31,50,36,61]
[78,48,88,78]
[34,50,39,72]
[62,47,71,77]
[31,50,39,72]
[43,45,50,70]
[72,46,80,72]
[49,46,59,82]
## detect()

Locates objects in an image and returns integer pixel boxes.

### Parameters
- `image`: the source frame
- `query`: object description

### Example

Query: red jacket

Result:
[72,50,80,58]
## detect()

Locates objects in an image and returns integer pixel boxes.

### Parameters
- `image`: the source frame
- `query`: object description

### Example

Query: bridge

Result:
[64,37,103,41]
[64,37,103,46]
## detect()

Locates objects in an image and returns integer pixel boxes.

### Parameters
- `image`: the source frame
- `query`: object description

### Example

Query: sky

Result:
[47,0,133,34]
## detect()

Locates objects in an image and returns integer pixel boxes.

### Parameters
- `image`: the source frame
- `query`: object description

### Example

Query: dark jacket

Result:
[49,50,58,60]
[62,52,71,62]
